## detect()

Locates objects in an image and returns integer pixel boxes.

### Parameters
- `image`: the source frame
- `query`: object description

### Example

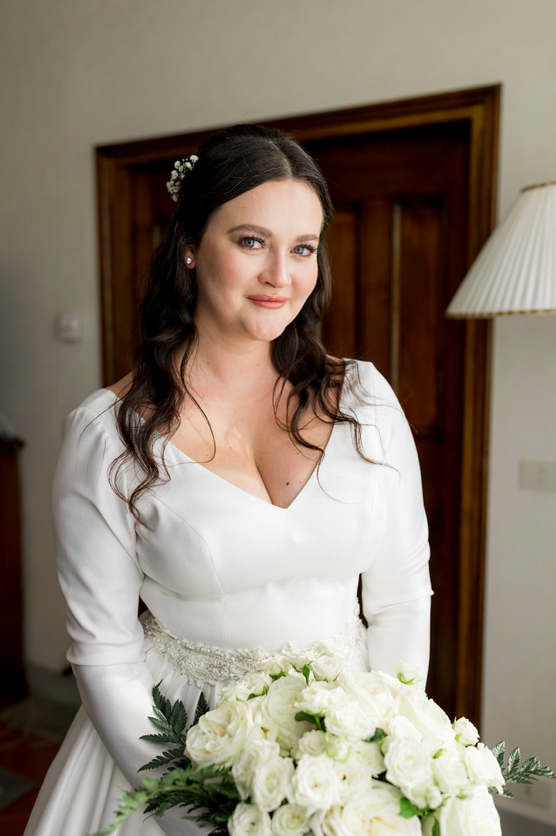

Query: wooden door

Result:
[313,123,470,717]
[96,86,499,724]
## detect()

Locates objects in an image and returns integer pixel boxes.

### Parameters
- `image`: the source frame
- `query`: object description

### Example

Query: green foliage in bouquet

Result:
[93,685,239,836]
[491,740,556,799]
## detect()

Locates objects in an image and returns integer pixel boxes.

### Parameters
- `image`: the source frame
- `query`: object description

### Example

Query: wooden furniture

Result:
[0,437,27,709]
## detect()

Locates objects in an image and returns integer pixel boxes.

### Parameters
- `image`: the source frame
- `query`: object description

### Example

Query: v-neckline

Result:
[160,413,340,511]
[102,366,348,511]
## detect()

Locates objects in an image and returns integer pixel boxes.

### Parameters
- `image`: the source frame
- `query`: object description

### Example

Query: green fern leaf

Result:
[194,693,210,725]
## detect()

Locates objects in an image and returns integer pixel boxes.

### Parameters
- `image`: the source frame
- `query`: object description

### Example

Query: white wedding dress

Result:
[24,360,432,836]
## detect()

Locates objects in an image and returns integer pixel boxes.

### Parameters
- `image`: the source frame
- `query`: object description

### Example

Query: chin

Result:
[245,315,295,344]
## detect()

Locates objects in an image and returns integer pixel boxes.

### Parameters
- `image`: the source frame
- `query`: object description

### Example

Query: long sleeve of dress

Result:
[358,366,433,684]
[53,407,192,836]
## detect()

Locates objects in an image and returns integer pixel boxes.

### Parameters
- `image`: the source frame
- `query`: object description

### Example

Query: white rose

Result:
[315,638,353,661]
[221,681,254,703]
[395,661,423,685]
[383,738,433,807]
[288,754,340,812]
[338,669,395,728]
[244,671,273,696]
[396,689,455,756]
[261,675,312,753]
[338,781,421,835]
[285,650,318,670]
[325,735,351,762]
[292,730,327,760]
[229,802,272,836]
[387,714,423,743]
[271,803,311,836]
[312,655,344,682]
[295,682,339,716]
[464,743,505,792]
[257,656,291,677]
[432,749,470,796]
[433,785,502,836]
[376,670,407,697]
[350,740,385,776]
[453,717,480,746]
[333,758,373,804]
[317,805,343,836]
[324,702,376,740]
[232,740,281,800]
[185,701,256,767]
[253,756,295,812]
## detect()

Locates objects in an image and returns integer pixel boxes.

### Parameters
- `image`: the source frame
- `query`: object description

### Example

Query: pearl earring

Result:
[186,258,193,265]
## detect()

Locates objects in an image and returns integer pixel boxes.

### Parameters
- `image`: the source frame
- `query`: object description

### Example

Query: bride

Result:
[24,124,432,836]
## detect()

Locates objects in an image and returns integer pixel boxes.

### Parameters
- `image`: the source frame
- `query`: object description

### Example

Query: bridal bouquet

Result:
[95,644,555,836]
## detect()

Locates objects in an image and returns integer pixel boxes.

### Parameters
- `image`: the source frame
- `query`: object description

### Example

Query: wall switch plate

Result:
[56,312,84,343]
[519,460,556,492]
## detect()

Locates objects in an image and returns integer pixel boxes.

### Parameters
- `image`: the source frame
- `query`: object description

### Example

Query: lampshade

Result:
[446,180,556,318]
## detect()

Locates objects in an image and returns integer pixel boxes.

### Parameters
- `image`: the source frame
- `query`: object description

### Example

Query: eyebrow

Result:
[227,224,320,242]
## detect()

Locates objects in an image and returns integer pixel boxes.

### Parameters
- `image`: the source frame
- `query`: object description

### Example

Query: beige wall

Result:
[1,0,556,823]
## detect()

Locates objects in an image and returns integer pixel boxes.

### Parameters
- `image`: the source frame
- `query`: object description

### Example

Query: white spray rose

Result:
[384,738,433,807]
[271,803,311,836]
[220,671,270,704]
[252,756,294,813]
[350,740,385,777]
[228,802,272,836]
[257,656,291,677]
[432,748,470,796]
[324,702,376,740]
[185,701,257,767]
[432,785,502,835]
[315,638,352,662]
[312,655,344,682]
[221,681,254,703]
[288,754,341,812]
[295,682,339,716]
[453,717,480,746]
[395,661,423,685]
[285,650,317,670]
[261,675,312,753]
[292,730,327,760]
[325,735,351,762]
[232,740,281,801]
[464,743,505,792]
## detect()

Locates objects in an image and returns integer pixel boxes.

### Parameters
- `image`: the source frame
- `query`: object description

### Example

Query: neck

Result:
[186,329,278,393]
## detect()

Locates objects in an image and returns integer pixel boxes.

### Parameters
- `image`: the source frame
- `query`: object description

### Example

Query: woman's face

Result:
[187,179,323,347]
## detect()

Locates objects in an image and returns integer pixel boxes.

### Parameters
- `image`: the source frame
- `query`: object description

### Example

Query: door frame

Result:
[96,84,500,723]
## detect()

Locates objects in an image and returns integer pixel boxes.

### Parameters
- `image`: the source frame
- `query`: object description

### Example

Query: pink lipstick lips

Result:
[247,294,288,309]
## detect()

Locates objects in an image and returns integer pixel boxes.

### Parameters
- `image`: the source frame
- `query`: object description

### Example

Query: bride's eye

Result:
[292,244,317,257]
[239,236,264,250]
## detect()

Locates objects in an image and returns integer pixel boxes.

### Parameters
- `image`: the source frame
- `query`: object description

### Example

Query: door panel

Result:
[316,123,469,715]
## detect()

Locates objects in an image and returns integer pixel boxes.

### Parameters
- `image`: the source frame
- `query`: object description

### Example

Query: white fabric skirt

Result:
[23,638,218,836]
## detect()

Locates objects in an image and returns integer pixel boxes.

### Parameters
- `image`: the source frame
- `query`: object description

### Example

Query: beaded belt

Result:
[142,611,366,687]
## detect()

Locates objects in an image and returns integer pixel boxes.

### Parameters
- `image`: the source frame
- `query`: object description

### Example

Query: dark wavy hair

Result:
[111,124,366,521]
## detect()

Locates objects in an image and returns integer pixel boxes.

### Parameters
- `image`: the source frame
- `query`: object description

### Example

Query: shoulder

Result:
[62,388,122,453]
[343,359,401,411]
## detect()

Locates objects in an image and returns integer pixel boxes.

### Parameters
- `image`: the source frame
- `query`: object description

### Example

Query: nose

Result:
[260,251,291,288]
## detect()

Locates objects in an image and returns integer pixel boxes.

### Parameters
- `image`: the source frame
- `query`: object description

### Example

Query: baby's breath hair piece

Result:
[166,154,199,202]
